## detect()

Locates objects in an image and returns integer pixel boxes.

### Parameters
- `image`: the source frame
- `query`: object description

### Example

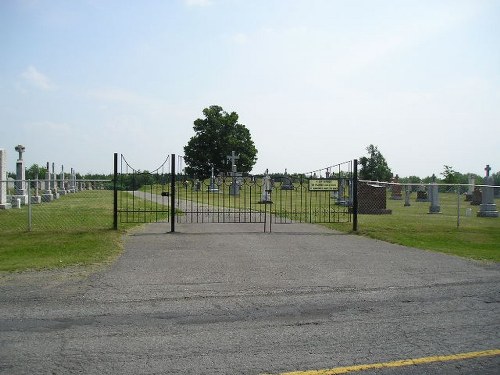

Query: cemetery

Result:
[1,145,499,269]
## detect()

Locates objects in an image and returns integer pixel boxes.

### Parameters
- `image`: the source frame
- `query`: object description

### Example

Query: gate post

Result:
[170,154,176,232]
[352,159,358,232]
[113,152,118,230]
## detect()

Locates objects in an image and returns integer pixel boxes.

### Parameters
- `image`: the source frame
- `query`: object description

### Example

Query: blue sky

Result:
[1,0,499,177]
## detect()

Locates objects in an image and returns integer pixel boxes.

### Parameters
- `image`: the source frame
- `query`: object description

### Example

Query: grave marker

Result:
[477,164,498,217]
[0,149,12,209]
[12,145,28,205]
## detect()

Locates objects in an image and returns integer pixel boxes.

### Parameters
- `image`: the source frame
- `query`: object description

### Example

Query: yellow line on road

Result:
[268,349,500,375]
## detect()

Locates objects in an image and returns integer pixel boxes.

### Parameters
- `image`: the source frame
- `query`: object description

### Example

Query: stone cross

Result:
[227,151,239,175]
[485,164,491,177]
[15,144,25,160]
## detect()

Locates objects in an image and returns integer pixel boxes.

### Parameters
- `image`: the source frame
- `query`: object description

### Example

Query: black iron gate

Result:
[114,153,358,232]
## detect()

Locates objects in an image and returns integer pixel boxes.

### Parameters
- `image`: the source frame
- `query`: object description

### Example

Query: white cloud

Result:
[20,66,56,90]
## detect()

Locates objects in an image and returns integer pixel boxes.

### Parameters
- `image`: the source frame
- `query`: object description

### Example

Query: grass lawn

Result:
[0,191,152,272]
[328,192,500,262]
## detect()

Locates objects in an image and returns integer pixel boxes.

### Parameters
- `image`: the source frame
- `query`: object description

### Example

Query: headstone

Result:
[42,162,53,202]
[357,182,392,214]
[208,165,219,192]
[281,169,294,190]
[404,185,411,207]
[11,144,28,205]
[335,178,348,206]
[416,185,428,202]
[30,175,42,204]
[260,169,272,203]
[0,149,12,209]
[68,168,76,193]
[428,174,441,214]
[464,175,474,201]
[59,165,67,195]
[227,151,241,196]
[390,174,402,200]
[477,165,498,217]
[193,179,201,191]
[471,187,482,206]
[51,162,59,199]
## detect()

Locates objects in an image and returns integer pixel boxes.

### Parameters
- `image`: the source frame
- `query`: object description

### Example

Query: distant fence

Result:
[0,179,112,232]
[355,180,500,230]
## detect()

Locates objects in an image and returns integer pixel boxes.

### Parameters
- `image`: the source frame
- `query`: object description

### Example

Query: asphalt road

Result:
[1,222,499,374]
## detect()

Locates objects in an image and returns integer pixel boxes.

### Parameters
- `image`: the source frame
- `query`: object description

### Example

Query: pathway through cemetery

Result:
[1,222,499,374]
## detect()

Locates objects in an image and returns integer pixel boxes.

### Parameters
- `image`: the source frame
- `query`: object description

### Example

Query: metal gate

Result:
[114,153,172,227]
[114,153,358,232]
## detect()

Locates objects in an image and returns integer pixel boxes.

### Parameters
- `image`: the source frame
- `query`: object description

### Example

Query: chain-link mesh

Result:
[355,180,500,230]
[0,180,113,232]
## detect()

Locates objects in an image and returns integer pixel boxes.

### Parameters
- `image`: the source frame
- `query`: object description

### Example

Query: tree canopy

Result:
[183,105,258,178]
[359,144,392,182]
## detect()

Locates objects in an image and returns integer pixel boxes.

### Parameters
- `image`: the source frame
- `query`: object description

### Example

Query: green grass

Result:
[0,191,156,272]
[1,187,498,272]
[327,193,500,262]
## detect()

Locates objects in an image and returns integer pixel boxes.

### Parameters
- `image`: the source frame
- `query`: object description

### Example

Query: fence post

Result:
[28,180,32,231]
[170,154,176,233]
[113,153,118,230]
[352,159,358,232]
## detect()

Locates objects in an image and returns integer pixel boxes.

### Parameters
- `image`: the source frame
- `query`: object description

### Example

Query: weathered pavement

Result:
[1,223,499,374]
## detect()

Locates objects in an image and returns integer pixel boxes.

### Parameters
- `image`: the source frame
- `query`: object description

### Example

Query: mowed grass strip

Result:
[328,193,500,262]
[0,191,156,272]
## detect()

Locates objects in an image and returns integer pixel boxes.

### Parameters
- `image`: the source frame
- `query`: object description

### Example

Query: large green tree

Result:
[359,144,392,182]
[183,105,258,178]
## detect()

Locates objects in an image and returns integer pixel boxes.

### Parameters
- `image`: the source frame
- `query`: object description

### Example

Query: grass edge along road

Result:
[1,189,499,273]
[263,348,500,375]
[0,191,161,272]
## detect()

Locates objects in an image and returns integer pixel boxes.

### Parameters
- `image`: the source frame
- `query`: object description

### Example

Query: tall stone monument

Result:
[42,162,53,202]
[477,165,498,218]
[0,149,12,209]
[428,174,441,214]
[227,151,241,196]
[260,169,272,203]
[12,145,28,205]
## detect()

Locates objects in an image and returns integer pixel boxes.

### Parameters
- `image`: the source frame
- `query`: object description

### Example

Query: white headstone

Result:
[0,149,12,209]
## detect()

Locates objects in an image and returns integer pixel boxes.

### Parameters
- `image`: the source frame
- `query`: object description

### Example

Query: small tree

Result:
[441,165,457,184]
[184,105,258,178]
[359,144,392,182]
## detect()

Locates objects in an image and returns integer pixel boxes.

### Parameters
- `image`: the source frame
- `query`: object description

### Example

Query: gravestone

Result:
[11,145,28,205]
[42,162,53,202]
[260,169,273,203]
[404,185,411,207]
[390,174,403,200]
[428,174,441,214]
[281,169,294,190]
[471,187,482,206]
[477,165,498,217]
[208,165,219,193]
[416,185,428,202]
[51,162,59,199]
[465,175,474,202]
[335,178,348,206]
[59,165,67,195]
[30,175,42,204]
[357,182,392,214]
[0,149,12,209]
[227,151,241,196]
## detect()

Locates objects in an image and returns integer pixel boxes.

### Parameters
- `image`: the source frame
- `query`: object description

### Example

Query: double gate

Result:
[114,153,358,232]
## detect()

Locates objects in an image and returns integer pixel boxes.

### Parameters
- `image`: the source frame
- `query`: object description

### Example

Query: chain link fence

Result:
[0,179,113,232]
[356,180,500,229]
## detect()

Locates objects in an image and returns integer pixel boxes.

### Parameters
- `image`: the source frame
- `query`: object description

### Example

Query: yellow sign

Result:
[308,179,339,191]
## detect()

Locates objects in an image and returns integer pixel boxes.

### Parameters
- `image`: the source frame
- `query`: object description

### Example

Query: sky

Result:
[1,0,499,178]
